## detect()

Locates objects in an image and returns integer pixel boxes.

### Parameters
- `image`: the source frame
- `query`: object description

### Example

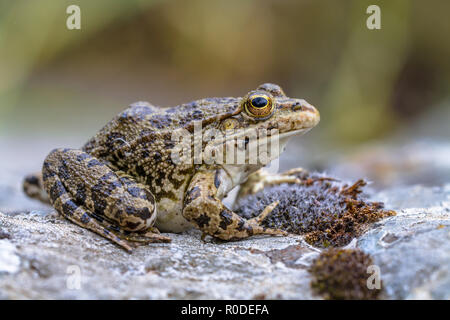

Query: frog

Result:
[23,83,320,251]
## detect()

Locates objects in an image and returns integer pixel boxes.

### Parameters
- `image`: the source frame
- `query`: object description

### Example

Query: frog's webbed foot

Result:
[183,171,287,241]
[42,148,161,252]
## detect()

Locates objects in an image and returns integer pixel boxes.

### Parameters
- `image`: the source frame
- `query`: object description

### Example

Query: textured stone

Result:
[0,210,317,299]
[357,185,450,299]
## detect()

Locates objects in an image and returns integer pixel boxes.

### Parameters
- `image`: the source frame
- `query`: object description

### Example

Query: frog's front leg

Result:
[182,170,287,241]
[42,148,170,251]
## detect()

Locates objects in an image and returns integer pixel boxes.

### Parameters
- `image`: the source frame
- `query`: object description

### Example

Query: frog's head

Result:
[237,83,319,136]
[202,83,320,167]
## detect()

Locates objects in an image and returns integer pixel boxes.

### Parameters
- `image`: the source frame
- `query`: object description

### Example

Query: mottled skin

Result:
[23,83,320,251]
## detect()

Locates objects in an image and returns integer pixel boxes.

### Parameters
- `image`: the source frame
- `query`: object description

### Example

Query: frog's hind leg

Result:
[42,148,170,251]
[42,169,134,251]
[23,171,51,204]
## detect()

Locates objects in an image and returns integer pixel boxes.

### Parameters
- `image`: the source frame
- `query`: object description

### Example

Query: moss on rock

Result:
[309,248,381,300]
[236,171,395,247]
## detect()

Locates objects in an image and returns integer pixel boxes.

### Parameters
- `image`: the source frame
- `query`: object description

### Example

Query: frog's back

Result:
[83,98,239,159]
[82,98,239,200]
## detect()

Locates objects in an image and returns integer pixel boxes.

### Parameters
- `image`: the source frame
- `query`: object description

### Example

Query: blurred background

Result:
[0,0,449,212]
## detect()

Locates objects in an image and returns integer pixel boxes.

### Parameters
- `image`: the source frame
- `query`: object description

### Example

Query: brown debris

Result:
[309,248,382,300]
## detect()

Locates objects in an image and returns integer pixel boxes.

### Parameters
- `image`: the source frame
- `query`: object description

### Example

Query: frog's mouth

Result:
[199,127,311,166]
[277,128,312,140]
[204,127,311,149]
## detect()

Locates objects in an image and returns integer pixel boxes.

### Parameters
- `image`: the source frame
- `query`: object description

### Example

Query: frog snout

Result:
[291,99,320,127]
[291,99,315,112]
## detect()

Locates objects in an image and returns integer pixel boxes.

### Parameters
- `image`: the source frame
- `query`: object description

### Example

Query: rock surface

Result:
[0,183,449,299]
[358,185,450,299]
[0,210,317,299]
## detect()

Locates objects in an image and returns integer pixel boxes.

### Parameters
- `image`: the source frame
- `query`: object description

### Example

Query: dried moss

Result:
[236,171,395,247]
[309,248,381,300]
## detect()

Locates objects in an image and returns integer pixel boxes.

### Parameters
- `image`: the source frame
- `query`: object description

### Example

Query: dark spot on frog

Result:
[245,225,254,236]
[42,168,55,180]
[140,149,150,159]
[135,165,147,177]
[87,159,102,168]
[75,184,86,203]
[164,140,175,149]
[99,172,116,183]
[58,164,70,180]
[80,212,91,223]
[91,185,108,214]
[192,110,203,119]
[236,219,246,231]
[148,114,174,129]
[127,187,141,198]
[153,151,162,162]
[50,181,66,201]
[125,220,142,231]
[219,210,233,230]
[76,153,91,162]
[194,213,211,228]
[109,180,122,191]
[125,206,151,220]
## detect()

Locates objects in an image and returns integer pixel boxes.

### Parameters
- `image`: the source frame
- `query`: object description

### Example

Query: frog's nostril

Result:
[292,100,317,114]
[291,102,303,112]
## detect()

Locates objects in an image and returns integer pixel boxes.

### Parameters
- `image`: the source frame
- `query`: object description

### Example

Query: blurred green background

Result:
[0,0,449,185]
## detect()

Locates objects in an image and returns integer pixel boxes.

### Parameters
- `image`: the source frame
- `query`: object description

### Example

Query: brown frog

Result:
[23,83,320,251]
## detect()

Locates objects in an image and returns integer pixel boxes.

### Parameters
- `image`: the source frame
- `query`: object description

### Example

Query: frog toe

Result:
[123,231,171,244]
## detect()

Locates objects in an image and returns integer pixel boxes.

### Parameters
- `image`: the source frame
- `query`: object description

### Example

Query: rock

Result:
[357,184,450,299]
[1,185,449,299]
[0,210,316,299]
[0,240,20,274]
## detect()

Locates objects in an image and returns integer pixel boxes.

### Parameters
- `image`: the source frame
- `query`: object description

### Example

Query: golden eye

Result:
[244,94,274,119]
[221,118,239,131]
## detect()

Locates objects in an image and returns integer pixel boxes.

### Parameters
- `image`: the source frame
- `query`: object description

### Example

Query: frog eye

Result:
[221,118,239,131]
[244,94,274,119]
